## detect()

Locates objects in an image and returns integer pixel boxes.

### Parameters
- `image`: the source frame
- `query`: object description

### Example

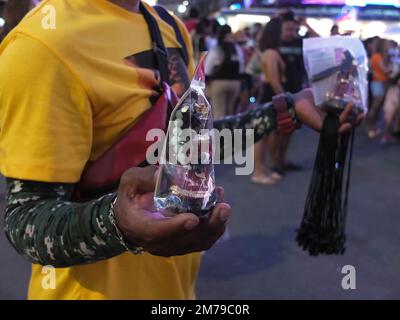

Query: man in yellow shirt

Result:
[0,0,233,300]
[0,0,362,300]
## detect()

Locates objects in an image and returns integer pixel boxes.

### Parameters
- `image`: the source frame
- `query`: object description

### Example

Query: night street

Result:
[1,127,399,300]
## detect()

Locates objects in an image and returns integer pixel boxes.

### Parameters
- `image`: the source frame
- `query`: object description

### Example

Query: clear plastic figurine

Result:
[154,54,217,217]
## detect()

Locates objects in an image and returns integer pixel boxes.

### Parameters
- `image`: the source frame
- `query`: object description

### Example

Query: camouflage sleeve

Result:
[214,100,277,144]
[3,178,128,267]
[213,101,275,160]
[213,96,298,159]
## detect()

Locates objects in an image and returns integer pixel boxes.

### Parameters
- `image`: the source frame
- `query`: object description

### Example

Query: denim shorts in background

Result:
[370,81,386,98]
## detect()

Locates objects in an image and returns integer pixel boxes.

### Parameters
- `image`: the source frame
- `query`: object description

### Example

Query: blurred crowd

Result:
[364,36,400,144]
[184,7,400,185]
[185,8,316,185]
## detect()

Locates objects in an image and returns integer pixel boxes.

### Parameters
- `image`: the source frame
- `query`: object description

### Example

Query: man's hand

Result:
[113,166,231,257]
[293,89,365,133]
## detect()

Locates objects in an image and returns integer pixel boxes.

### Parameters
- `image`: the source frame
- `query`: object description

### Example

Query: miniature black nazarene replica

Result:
[297,37,368,256]
[154,54,217,217]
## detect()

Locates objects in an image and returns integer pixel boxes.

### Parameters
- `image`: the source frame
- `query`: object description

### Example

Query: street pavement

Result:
[0,127,399,299]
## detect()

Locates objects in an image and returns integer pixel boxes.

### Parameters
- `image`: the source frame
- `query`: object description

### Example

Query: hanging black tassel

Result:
[296,112,355,256]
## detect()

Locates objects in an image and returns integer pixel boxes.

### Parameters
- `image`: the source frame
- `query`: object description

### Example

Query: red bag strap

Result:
[74,84,178,201]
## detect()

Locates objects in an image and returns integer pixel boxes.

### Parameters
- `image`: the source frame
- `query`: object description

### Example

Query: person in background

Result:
[243,26,252,39]
[331,24,340,36]
[252,23,263,41]
[279,12,306,99]
[274,11,309,174]
[193,18,212,62]
[367,38,391,139]
[205,25,244,118]
[381,74,400,144]
[244,23,264,103]
[365,37,379,59]
[388,40,399,59]
[184,7,199,34]
[235,30,252,63]
[205,18,221,51]
[389,40,400,136]
[364,37,378,108]
[235,30,254,113]
[252,18,286,186]
[330,23,352,36]
[388,40,400,79]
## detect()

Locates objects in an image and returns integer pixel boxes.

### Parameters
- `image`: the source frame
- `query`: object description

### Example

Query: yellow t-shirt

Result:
[0,0,201,300]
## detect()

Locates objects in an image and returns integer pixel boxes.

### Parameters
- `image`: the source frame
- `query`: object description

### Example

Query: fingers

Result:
[134,201,231,257]
[143,212,200,241]
[215,186,225,203]
[118,179,231,255]
[207,202,232,227]
[148,202,230,243]
[195,203,231,250]
[356,113,365,126]
[338,123,352,134]
[293,89,323,132]
[338,104,366,133]
[177,203,230,254]
[339,103,354,125]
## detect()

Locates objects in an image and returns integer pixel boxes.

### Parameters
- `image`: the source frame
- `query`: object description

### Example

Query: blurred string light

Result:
[182,1,189,6]
[229,3,242,10]
[217,17,227,26]
[0,18,5,28]
[298,25,308,37]
[177,4,187,14]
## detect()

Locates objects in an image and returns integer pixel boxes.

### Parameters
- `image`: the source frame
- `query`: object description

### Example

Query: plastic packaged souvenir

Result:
[296,37,368,256]
[154,54,217,217]
[303,36,368,114]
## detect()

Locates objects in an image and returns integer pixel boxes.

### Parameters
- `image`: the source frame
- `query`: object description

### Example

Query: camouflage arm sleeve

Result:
[214,100,277,144]
[213,98,297,159]
[3,179,127,267]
